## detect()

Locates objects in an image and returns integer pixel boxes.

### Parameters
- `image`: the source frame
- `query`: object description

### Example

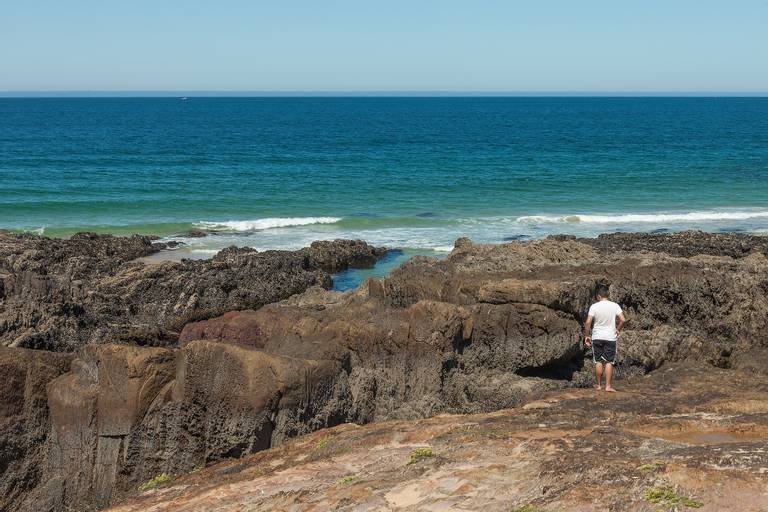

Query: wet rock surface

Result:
[0,233,385,350]
[106,362,768,511]
[2,231,768,511]
[582,230,768,258]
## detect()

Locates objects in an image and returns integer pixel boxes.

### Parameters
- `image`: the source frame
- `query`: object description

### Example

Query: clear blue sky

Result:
[2,0,767,92]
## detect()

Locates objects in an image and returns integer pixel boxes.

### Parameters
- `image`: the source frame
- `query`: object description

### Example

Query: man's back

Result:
[588,299,622,341]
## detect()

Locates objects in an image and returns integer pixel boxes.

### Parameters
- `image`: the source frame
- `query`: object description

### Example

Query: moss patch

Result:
[637,460,666,472]
[138,473,171,492]
[408,447,436,465]
[314,435,331,451]
[645,485,703,508]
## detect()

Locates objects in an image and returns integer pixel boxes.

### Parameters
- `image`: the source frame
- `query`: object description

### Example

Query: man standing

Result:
[584,284,626,392]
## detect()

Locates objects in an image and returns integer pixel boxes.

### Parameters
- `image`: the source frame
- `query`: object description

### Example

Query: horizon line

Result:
[1,89,768,98]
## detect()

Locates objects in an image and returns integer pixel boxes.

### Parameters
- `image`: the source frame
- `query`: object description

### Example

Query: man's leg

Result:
[605,363,616,392]
[594,362,603,390]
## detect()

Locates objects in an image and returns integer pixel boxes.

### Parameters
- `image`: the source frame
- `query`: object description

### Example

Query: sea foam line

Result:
[516,210,768,225]
[14,227,47,235]
[194,217,342,232]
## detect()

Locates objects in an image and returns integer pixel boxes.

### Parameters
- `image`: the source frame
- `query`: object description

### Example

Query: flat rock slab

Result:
[108,363,768,511]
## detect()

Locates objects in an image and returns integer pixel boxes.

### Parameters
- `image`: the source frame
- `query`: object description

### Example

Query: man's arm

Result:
[583,315,593,347]
[616,312,626,337]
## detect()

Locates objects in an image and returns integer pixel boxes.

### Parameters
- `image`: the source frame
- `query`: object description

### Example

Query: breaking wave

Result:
[194,217,342,232]
[516,210,768,225]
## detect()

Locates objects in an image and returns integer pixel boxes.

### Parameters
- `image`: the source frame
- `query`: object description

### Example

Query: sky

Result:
[2,0,767,93]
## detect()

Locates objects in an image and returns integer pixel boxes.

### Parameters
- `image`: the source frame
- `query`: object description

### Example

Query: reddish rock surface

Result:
[107,362,768,511]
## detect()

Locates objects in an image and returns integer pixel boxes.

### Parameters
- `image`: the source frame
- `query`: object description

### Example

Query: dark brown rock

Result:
[0,233,386,351]
[17,342,344,511]
[0,347,73,512]
[581,230,768,258]
[5,230,768,511]
[185,229,208,238]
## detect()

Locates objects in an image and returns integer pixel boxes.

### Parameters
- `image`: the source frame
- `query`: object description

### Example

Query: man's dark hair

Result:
[595,283,610,298]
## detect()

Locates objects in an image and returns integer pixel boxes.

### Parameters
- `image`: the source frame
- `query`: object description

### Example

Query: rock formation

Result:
[0,347,73,510]
[15,342,345,511]
[2,231,768,511]
[0,232,385,350]
[106,361,768,511]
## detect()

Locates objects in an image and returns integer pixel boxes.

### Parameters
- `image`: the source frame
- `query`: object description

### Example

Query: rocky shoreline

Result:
[1,230,767,511]
[0,232,385,350]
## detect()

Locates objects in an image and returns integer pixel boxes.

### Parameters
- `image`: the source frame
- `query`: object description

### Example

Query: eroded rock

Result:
[0,347,73,512]
[5,231,768,511]
[18,342,345,511]
[0,233,386,350]
[106,363,768,512]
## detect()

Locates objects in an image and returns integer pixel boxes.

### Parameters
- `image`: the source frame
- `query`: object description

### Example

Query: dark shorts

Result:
[592,339,616,364]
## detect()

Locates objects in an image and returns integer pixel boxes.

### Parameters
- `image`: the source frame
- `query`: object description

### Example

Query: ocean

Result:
[2,97,767,264]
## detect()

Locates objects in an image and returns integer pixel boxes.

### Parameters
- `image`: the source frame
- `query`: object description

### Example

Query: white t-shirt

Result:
[588,300,623,341]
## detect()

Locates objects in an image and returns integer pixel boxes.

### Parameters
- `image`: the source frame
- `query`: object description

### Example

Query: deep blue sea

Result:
[2,97,768,263]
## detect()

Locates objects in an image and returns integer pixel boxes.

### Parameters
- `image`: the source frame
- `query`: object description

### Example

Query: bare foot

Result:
[605,386,617,393]
[594,384,602,391]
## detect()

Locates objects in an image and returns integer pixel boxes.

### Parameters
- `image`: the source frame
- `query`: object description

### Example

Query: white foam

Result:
[32,227,45,235]
[516,210,768,225]
[430,245,455,252]
[194,217,342,232]
[18,227,46,235]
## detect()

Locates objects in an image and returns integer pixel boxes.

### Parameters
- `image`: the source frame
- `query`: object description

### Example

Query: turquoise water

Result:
[2,97,767,257]
[331,249,413,291]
